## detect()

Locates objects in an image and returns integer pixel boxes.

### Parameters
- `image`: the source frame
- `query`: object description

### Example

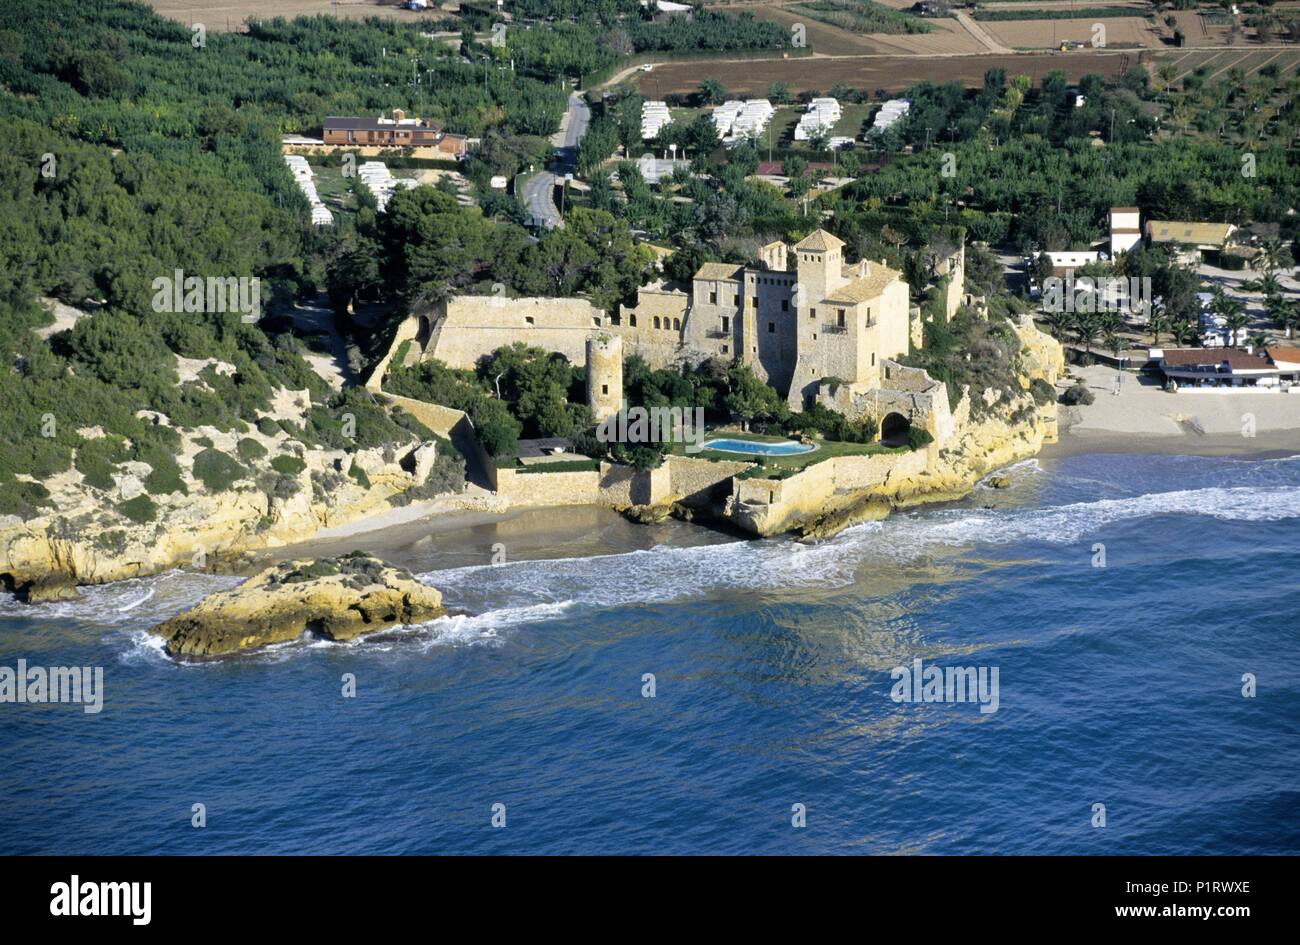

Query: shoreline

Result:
[264,430,1300,575]
[1043,428,1300,460]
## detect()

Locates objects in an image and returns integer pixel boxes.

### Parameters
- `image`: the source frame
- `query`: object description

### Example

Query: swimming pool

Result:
[701,438,816,456]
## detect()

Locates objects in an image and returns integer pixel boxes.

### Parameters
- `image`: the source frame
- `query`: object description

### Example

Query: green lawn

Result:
[678,430,908,479]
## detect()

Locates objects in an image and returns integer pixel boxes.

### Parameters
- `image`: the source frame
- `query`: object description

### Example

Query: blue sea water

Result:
[2,450,1298,855]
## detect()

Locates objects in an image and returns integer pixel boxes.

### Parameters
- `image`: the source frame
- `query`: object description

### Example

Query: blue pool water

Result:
[703,437,815,456]
[2,450,1298,854]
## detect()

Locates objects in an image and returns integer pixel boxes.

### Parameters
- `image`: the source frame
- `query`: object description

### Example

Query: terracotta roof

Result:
[824,265,901,304]
[1146,221,1234,247]
[1161,348,1273,370]
[1266,347,1300,366]
[795,229,845,252]
[693,262,744,281]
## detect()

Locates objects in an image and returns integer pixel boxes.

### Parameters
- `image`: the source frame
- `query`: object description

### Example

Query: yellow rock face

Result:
[151,555,445,659]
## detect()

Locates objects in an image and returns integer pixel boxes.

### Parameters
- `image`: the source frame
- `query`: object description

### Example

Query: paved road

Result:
[521,92,590,229]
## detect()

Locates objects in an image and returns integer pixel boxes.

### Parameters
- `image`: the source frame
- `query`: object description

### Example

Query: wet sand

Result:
[258,503,746,576]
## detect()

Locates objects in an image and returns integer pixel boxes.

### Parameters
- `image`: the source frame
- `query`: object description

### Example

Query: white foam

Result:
[15,479,1300,662]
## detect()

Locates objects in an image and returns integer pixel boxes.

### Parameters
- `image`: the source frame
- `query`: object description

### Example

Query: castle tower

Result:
[758,240,788,272]
[586,334,623,425]
[794,229,846,304]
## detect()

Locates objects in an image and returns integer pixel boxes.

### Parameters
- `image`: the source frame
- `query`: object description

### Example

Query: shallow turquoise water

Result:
[1,451,1298,854]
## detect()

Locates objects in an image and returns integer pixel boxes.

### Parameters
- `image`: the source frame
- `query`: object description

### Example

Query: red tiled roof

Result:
[1161,348,1273,370]
[1266,346,1300,365]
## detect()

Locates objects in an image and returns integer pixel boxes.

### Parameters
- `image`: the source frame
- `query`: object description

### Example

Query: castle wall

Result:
[666,455,751,506]
[494,461,672,508]
[421,296,605,370]
[730,448,930,536]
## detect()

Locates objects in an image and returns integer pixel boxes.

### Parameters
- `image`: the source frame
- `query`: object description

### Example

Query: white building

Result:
[1109,207,1141,257]
[283,154,333,226]
[640,101,673,141]
[794,97,841,141]
[713,99,774,146]
[357,160,418,213]
[867,99,910,137]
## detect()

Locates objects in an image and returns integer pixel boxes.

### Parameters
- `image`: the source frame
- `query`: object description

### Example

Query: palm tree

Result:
[1223,307,1250,348]
[1072,310,1103,360]
[1241,272,1281,296]
[1275,299,1300,340]
[1149,309,1173,347]
[1264,294,1292,337]
[1100,311,1123,358]
[1170,316,1198,346]
[1259,237,1286,274]
[1044,307,1072,342]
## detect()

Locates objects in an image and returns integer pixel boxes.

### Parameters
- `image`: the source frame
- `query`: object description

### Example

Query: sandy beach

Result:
[1047,364,1300,459]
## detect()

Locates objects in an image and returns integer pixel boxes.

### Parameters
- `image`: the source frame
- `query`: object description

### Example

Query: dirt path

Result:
[953,11,1014,55]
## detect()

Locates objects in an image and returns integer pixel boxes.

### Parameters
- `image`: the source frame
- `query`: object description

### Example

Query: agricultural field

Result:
[634,50,1132,97]
[1154,45,1300,84]
[146,0,434,31]
[982,15,1165,49]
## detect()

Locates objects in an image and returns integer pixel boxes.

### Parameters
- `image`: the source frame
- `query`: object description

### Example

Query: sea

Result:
[2,450,1298,855]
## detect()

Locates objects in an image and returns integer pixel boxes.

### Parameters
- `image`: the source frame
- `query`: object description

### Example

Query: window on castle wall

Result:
[751,296,758,308]
[872,352,876,366]
[781,300,789,312]
[733,294,739,306]
[768,322,775,333]
[593,318,601,328]
[525,316,535,325]
[721,345,729,354]
[837,311,845,328]
[673,318,681,330]
[721,316,730,332]
[654,316,661,329]
[630,315,637,327]
[602,384,609,395]
[709,292,717,305]
[810,307,816,320]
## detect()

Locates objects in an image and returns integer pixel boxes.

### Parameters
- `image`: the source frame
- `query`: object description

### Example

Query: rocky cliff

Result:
[0,389,464,595]
[151,553,445,658]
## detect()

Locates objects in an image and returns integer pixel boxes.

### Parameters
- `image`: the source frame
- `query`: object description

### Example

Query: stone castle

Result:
[369,229,967,441]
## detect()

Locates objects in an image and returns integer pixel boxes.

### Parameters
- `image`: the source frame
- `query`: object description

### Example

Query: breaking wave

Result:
[11,479,1300,661]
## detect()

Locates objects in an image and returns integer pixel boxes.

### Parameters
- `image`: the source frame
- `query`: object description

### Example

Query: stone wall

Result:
[420,296,606,370]
[666,455,752,506]
[365,315,421,391]
[729,448,930,536]
[495,461,672,508]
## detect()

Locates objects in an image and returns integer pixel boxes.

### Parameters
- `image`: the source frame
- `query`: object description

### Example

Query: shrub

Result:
[192,448,246,492]
[270,454,306,476]
[237,438,268,462]
[257,417,281,437]
[347,460,371,489]
[906,427,934,450]
[1059,383,1095,406]
[119,494,158,524]
[0,480,51,519]
[74,436,130,491]
[1029,377,1056,406]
